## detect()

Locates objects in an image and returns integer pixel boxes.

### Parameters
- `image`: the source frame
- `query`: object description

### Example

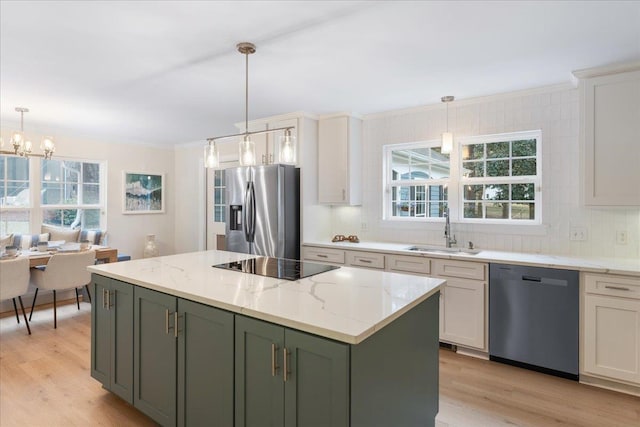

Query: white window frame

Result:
[382,140,450,222]
[40,157,107,229]
[458,130,542,225]
[0,155,107,235]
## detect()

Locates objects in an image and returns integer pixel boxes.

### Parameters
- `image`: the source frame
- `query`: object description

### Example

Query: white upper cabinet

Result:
[318,114,362,205]
[576,63,640,206]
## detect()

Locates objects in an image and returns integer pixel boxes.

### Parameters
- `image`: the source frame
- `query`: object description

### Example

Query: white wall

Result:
[329,84,640,259]
[0,126,176,259]
[173,144,206,254]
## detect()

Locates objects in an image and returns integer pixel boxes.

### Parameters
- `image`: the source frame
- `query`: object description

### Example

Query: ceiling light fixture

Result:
[0,107,56,159]
[204,42,296,168]
[441,96,454,154]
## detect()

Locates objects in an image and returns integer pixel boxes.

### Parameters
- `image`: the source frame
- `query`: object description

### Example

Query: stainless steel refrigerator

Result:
[225,164,300,259]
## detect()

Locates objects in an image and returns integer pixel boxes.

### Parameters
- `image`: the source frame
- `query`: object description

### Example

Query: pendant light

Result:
[278,128,296,164]
[237,42,256,166]
[441,96,454,154]
[204,42,296,168]
[1,107,56,159]
[204,139,219,168]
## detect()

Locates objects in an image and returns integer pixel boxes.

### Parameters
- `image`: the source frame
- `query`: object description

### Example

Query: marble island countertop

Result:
[304,240,640,276]
[88,250,444,344]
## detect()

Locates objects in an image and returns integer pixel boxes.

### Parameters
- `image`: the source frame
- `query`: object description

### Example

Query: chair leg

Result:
[12,298,20,324]
[75,288,80,310]
[29,288,39,321]
[53,290,57,329]
[85,284,92,303]
[18,296,31,335]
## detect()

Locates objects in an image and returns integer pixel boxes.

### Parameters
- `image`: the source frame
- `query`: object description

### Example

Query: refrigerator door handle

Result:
[244,181,256,243]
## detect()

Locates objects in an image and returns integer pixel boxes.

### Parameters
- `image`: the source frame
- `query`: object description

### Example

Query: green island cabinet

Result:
[91,275,134,403]
[90,273,440,427]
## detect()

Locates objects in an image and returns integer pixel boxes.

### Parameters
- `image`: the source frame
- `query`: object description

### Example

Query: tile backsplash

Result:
[329,85,640,259]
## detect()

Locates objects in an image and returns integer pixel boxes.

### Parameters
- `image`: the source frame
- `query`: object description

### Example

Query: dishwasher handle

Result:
[522,275,541,282]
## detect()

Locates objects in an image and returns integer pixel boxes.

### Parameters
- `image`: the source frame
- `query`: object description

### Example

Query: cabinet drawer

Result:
[347,251,385,269]
[434,259,486,281]
[302,247,345,264]
[386,255,430,275]
[585,273,640,300]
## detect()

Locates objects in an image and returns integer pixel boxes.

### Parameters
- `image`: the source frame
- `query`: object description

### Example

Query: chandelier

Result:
[204,42,296,168]
[0,107,56,159]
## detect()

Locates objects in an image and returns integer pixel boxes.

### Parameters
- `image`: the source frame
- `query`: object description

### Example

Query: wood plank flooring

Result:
[1,301,638,426]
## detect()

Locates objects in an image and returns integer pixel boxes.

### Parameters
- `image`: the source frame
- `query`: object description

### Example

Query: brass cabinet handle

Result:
[359,259,372,264]
[107,290,112,309]
[342,189,346,200]
[102,289,107,309]
[283,348,290,382]
[165,309,170,335]
[271,343,279,377]
[317,254,328,258]
[605,285,631,291]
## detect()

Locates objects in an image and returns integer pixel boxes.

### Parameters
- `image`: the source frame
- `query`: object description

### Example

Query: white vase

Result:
[143,234,159,258]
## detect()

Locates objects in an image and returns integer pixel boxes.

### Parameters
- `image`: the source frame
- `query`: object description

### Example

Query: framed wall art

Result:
[123,172,165,214]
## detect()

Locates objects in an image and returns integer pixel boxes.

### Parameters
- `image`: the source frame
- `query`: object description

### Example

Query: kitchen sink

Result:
[405,245,481,255]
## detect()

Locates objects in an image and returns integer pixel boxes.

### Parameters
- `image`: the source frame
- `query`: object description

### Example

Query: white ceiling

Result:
[1,1,639,147]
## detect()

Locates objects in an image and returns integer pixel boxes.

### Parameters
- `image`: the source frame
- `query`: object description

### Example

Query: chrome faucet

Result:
[444,208,457,248]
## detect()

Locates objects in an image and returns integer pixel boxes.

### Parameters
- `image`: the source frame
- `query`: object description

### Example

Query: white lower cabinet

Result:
[439,278,486,350]
[583,273,640,386]
[434,260,487,351]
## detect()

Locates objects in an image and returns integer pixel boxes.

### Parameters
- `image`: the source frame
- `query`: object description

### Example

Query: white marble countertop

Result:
[303,240,640,277]
[88,250,444,344]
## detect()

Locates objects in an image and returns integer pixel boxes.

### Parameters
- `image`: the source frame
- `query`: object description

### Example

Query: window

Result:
[383,141,450,220]
[0,155,105,236]
[460,130,541,223]
[0,156,30,234]
[212,169,226,223]
[383,130,541,225]
[41,159,103,229]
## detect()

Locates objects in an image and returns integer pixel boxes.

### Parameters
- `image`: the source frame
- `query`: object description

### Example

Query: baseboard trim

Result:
[580,374,640,397]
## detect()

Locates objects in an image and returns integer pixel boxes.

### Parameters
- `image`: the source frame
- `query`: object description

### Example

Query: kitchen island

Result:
[88,250,444,427]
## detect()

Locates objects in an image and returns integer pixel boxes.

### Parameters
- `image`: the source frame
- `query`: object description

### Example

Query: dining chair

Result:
[29,250,96,328]
[0,257,32,334]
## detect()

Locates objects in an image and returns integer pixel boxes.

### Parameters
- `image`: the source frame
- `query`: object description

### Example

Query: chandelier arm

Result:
[207,126,294,143]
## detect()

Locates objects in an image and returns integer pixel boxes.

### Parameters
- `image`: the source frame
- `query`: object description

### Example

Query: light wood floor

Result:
[1,301,638,427]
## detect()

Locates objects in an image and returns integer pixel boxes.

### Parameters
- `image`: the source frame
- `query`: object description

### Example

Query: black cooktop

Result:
[213,257,339,281]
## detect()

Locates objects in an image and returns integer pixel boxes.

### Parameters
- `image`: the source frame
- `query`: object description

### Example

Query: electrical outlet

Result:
[616,230,628,245]
[361,222,368,231]
[570,226,587,241]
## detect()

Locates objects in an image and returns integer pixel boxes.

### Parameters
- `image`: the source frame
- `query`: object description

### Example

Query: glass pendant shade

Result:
[204,141,219,168]
[441,132,453,154]
[40,136,55,152]
[11,131,24,149]
[23,140,33,154]
[278,129,296,164]
[239,135,256,166]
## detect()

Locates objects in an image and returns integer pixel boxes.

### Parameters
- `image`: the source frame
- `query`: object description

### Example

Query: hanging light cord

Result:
[244,48,249,134]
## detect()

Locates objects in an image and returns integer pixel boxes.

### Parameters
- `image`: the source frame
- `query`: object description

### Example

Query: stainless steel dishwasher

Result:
[489,263,579,380]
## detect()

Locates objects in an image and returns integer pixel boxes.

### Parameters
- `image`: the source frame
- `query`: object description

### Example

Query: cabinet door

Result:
[134,286,178,427]
[284,329,349,427]
[584,295,640,384]
[318,116,349,204]
[235,316,285,427]
[91,277,111,388]
[583,69,640,206]
[440,279,486,350]
[177,299,234,427]
[110,279,134,403]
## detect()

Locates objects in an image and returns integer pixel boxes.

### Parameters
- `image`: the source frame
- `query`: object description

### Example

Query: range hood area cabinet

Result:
[575,63,640,206]
[318,114,363,205]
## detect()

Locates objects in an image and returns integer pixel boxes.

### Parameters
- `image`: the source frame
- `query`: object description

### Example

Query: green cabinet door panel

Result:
[134,286,177,427]
[235,316,285,427]
[284,329,349,427]
[90,275,134,404]
[177,298,234,427]
[91,276,111,388]
[110,278,134,402]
